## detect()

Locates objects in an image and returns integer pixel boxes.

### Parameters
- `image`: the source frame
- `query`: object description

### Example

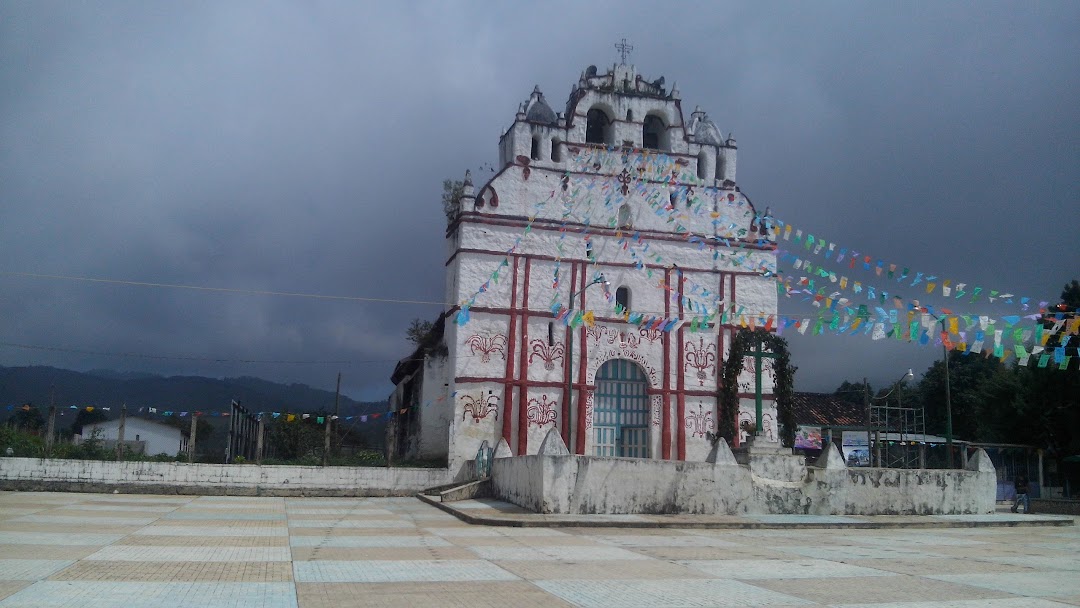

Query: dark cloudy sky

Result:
[2,1,1078,401]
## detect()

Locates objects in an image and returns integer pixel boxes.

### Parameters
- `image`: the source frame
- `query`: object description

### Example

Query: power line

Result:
[0,340,411,365]
[0,271,447,307]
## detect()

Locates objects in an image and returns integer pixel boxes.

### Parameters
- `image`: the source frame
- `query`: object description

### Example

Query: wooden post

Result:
[333,372,341,458]
[323,415,331,467]
[45,406,56,453]
[187,413,198,463]
[116,404,127,461]
[256,416,264,464]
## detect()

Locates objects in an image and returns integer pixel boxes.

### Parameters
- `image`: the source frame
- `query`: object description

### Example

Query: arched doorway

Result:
[593,359,650,457]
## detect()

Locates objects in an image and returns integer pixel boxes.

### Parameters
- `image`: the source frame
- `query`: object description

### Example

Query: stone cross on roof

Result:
[615,38,634,65]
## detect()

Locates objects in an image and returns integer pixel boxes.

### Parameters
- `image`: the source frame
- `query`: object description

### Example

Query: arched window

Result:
[550,139,561,162]
[626,109,634,121]
[617,203,632,229]
[531,137,541,161]
[586,108,611,144]
[716,155,726,181]
[643,115,665,150]
[669,191,678,208]
[548,322,555,347]
[697,152,707,179]
[616,287,631,312]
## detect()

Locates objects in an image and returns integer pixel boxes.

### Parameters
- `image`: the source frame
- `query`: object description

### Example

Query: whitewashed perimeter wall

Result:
[0,458,451,496]
[444,146,777,468]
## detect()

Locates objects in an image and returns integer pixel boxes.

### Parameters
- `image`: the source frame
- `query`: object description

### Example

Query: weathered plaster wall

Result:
[81,418,185,457]
[491,449,997,515]
[0,458,451,496]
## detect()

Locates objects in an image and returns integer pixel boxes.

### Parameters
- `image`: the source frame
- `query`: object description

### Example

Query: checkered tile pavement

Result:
[1,491,1077,607]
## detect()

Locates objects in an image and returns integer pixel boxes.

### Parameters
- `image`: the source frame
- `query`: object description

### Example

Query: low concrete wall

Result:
[491,452,996,515]
[1031,499,1080,516]
[0,457,452,496]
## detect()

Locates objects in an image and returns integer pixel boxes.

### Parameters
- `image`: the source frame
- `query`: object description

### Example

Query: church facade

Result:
[389,62,778,471]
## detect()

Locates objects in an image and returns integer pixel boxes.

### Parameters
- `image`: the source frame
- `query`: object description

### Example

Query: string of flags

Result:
[768,216,1044,313]
[2,401,449,424]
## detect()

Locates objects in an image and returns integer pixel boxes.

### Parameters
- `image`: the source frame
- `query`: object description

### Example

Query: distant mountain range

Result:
[0,366,388,450]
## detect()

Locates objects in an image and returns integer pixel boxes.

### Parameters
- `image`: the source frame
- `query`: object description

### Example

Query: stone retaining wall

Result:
[491,446,997,515]
[0,457,451,496]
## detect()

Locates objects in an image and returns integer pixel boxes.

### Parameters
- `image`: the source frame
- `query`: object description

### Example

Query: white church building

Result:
[389,61,778,471]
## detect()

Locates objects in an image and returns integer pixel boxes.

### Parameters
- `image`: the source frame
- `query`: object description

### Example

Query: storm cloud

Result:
[2,1,1078,399]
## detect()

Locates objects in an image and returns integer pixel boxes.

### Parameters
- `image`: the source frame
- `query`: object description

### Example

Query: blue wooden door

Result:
[593,359,650,458]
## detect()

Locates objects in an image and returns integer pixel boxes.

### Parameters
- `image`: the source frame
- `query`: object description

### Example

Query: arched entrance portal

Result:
[593,359,650,458]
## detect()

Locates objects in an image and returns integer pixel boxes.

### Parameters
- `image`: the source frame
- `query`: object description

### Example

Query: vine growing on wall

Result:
[719,328,797,447]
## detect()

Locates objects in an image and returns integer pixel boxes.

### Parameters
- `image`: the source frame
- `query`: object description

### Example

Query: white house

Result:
[390,61,778,471]
[81,417,185,456]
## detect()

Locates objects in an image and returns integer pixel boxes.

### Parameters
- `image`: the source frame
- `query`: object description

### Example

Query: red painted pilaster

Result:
[516,258,531,455]
[561,263,577,448]
[676,268,686,461]
[730,273,740,449]
[661,267,672,459]
[501,256,519,446]
[715,272,726,443]
[575,265,589,455]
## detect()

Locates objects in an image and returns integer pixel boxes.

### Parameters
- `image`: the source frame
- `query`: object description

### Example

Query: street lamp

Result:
[565,274,608,452]
[924,309,955,468]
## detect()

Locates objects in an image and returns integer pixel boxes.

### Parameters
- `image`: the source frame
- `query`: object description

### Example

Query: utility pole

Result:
[187,413,198,463]
[322,414,332,467]
[46,385,56,453]
[864,377,871,468]
[116,404,127,461]
[943,337,954,468]
[333,372,341,458]
[255,416,264,465]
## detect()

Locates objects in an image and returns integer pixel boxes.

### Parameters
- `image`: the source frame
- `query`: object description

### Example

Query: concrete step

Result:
[428,478,492,502]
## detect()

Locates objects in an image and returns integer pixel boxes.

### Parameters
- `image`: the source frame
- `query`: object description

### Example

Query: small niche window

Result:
[616,287,631,311]
[626,109,634,121]
[548,322,555,346]
[697,152,707,179]
[586,241,594,260]
[586,108,611,144]
[716,156,726,181]
[617,203,632,229]
[550,139,561,162]
[531,137,541,161]
[643,115,665,150]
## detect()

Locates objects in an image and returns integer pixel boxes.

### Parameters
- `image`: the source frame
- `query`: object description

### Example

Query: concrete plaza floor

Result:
[0,491,1077,608]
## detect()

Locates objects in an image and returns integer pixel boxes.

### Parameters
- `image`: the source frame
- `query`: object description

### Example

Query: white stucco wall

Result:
[82,418,185,456]
[0,457,451,496]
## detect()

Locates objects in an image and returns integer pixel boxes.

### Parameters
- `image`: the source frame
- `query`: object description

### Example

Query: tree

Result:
[7,405,44,431]
[442,179,464,222]
[912,350,1005,442]
[406,319,434,346]
[1007,279,1080,458]
[834,380,871,405]
[70,407,108,436]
